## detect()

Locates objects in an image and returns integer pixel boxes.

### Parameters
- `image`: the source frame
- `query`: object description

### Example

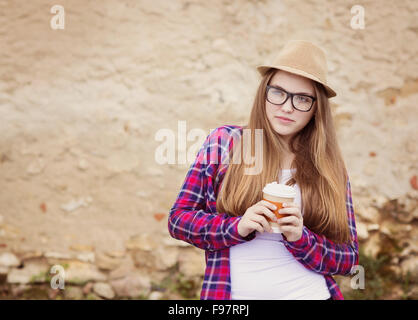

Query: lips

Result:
[275,116,294,122]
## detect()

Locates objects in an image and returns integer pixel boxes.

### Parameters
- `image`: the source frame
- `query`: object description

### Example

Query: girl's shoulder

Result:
[198,125,244,167]
[207,124,244,142]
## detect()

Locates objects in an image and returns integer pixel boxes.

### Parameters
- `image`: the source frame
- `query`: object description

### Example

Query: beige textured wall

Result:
[0,0,417,299]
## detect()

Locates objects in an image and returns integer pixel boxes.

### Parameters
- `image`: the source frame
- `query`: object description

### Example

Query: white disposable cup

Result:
[262,182,297,233]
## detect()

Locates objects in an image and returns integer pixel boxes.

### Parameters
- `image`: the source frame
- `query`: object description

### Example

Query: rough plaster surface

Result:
[0,0,417,255]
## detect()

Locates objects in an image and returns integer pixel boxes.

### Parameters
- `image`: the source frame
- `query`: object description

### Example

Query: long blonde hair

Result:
[216,69,351,244]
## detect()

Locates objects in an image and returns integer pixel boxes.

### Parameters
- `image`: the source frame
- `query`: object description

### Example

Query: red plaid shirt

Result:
[168,125,359,300]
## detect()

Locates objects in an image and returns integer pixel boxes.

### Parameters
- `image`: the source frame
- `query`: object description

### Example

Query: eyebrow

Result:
[269,84,314,96]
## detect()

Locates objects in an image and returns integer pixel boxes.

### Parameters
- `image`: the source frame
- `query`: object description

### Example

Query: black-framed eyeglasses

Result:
[266,85,316,112]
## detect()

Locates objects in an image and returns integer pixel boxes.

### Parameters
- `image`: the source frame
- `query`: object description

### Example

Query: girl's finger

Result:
[278,207,302,219]
[251,214,273,233]
[277,215,300,226]
[279,225,297,233]
[259,200,277,211]
[254,205,277,222]
[284,202,300,209]
[248,220,264,234]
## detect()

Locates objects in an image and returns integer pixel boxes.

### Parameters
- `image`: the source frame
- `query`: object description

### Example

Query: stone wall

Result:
[0,0,417,299]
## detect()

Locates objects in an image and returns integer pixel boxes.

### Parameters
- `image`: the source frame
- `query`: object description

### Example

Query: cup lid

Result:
[263,182,296,198]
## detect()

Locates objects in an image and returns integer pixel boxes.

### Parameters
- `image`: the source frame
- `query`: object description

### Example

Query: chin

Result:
[272,125,292,136]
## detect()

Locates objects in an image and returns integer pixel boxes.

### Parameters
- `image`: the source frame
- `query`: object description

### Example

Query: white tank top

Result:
[230,169,330,300]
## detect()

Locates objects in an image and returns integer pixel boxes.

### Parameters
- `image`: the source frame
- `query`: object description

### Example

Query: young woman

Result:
[168,40,359,300]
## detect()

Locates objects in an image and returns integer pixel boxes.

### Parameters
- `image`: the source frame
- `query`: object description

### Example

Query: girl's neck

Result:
[281,154,295,170]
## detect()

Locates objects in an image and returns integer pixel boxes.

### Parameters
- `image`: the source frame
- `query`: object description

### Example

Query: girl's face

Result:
[265,70,316,146]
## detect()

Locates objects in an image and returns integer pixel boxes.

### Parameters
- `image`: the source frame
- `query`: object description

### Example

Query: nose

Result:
[281,97,294,113]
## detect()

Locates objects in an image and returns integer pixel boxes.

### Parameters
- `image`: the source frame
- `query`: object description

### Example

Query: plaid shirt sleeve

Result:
[168,127,255,251]
[282,176,359,276]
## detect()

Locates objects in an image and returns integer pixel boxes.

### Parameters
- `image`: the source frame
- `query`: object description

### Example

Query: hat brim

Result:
[256,65,337,98]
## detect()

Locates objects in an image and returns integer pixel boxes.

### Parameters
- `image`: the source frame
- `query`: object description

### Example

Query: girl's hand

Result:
[276,202,303,242]
[237,200,278,237]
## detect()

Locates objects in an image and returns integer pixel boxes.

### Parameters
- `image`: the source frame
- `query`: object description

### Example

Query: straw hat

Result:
[257,40,336,98]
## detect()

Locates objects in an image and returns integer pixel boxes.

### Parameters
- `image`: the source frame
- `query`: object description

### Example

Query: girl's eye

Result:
[272,89,285,96]
[295,95,308,102]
